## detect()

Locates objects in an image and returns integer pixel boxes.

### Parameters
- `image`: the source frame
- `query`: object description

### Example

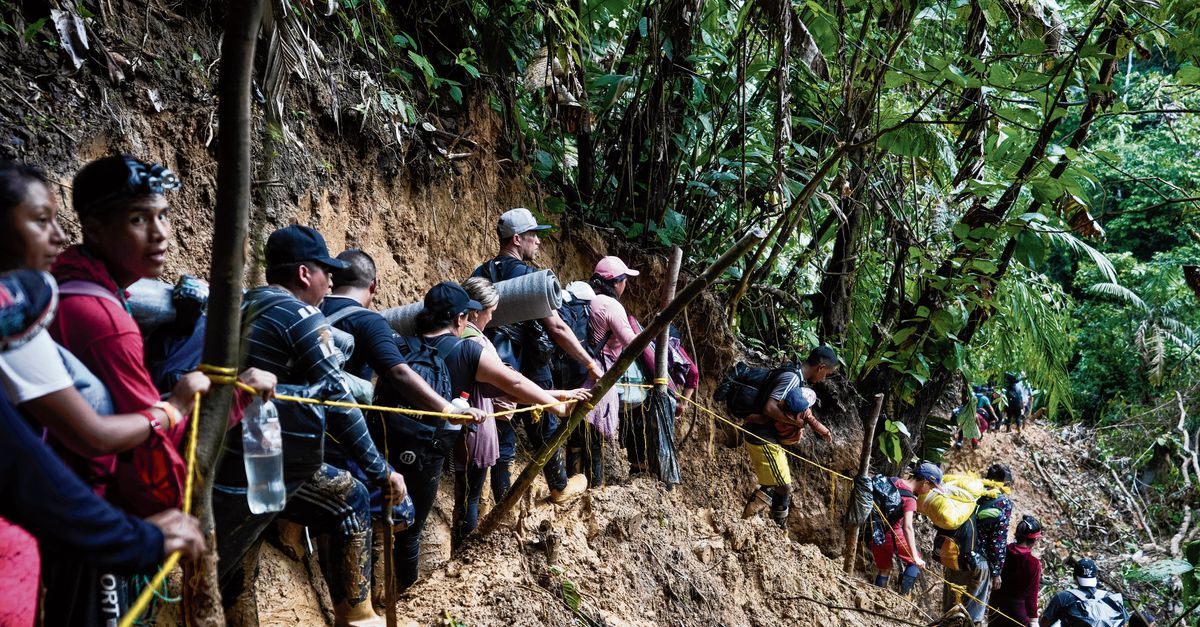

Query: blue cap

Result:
[782,387,813,414]
[423,281,483,317]
[914,461,943,485]
[266,225,350,271]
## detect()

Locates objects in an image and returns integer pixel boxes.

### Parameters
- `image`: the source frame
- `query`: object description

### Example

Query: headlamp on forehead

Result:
[123,157,181,195]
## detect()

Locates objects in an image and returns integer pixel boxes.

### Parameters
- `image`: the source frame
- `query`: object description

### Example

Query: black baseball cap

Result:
[1074,558,1098,587]
[423,281,482,317]
[265,225,350,271]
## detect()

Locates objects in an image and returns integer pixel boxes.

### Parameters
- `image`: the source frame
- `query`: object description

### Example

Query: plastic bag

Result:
[918,484,978,530]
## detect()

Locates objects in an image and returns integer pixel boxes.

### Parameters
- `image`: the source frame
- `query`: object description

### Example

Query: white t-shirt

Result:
[0,329,73,404]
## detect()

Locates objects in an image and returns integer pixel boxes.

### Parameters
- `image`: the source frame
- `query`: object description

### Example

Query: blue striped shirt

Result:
[242,286,389,482]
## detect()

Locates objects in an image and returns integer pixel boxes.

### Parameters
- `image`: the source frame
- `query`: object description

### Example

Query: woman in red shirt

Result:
[989,514,1044,626]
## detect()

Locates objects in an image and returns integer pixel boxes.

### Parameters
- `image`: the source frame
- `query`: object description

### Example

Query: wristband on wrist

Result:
[152,400,182,430]
[140,409,164,431]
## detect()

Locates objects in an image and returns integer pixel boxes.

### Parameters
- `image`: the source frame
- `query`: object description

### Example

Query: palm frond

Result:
[1087,282,1150,313]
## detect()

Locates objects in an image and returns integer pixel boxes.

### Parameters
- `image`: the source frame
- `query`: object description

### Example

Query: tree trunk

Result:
[183,0,266,623]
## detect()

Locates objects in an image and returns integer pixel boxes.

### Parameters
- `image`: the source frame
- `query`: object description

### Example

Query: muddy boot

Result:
[550,474,588,503]
[370,521,389,612]
[769,505,790,529]
[333,599,386,627]
[741,488,771,519]
[333,528,381,627]
[275,520,309,561]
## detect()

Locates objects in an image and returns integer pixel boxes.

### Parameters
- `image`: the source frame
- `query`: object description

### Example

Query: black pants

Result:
[378,417,460,592]
[518,378,569,492]
[621,403,651,471]
[567,421,605,487]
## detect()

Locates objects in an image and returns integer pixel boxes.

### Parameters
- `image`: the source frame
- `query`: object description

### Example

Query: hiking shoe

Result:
[741,488,771,519]
[550,474,588,503]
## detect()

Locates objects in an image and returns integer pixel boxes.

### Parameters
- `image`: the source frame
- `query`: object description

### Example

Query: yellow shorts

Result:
[745,442,791,486]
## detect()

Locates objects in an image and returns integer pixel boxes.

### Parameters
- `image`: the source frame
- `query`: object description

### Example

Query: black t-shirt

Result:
[320,295,406,380]
[426,333,485,399]
[471,255,552,384]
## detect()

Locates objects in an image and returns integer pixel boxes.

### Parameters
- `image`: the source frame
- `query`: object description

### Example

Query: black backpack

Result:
[714,362,801,419]
[480,262,555,374]
[550,298,609,389]
[387,335,454,405]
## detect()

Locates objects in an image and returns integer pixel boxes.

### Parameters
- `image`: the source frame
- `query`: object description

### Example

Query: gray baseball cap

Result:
[498,208,553,239]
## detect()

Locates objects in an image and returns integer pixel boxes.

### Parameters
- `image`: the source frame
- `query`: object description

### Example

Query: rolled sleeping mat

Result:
[486,269,562,328]
[381,302,423,337]
[126,278,176,334]
[381,269,564,336]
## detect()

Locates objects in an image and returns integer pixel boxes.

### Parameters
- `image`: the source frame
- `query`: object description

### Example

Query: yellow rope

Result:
[117,391,203,627]
[204,373,564,420]
[677,394,854,481]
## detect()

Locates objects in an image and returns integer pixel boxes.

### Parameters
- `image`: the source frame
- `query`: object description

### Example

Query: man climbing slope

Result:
[471,208,595,503]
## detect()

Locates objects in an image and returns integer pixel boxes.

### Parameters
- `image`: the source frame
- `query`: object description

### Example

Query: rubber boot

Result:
[874,574,889,588]
[550,474,588,503]
[333,529,384,627]
[369,521,388,613]
[769,489,791,529]
[900,563,920,595]
[741,488,771,519]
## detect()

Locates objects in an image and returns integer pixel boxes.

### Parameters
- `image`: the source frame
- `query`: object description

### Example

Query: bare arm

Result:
[802,409,833,442]
[22,388,153,457]
[901,511,924,566]
[383,363,457,413]
[475,350,570,416]
[21,371,211,458]
[542,311,597,370]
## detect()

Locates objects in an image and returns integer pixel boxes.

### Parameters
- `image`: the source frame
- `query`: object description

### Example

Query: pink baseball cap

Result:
[594,256,640,280]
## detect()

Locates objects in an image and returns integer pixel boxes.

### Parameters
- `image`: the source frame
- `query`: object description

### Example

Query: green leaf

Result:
[407,51,437,88]
[1013,230,1045,269]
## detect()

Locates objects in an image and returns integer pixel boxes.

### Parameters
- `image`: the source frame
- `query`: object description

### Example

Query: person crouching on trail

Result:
[740,347,837,529]
[869,465,939,595]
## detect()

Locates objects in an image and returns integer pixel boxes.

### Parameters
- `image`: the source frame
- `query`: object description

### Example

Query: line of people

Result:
[0,156,703,626]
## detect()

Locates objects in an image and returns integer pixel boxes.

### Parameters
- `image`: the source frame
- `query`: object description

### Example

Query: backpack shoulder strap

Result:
[324,303,370,327]
[242,293,297,334]
[57,280,124,307]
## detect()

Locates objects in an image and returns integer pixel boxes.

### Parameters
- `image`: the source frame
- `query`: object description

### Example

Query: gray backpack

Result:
[1063,588,1127,627]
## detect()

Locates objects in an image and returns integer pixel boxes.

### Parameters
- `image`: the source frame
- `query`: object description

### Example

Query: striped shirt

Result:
[242,286,389,482]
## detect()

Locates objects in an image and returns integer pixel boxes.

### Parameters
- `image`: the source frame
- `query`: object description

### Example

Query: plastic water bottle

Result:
[450,391,471,414]
[243,398,285,514]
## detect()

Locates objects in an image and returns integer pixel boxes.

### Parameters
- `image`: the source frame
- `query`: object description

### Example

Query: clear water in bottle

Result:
[244,452,286,514]
[243,399,286,513]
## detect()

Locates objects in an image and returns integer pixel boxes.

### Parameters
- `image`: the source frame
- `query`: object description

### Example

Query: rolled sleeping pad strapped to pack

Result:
[486,269,563,328]
[126,278,176,334]
[942,472,1008,499]
[380,302,423,337]
[381,269,564,336]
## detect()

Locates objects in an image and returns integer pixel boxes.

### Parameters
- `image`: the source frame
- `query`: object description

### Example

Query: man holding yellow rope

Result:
[212,226,404,626]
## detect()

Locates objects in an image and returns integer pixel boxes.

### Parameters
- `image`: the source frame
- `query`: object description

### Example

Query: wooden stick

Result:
[183,1,266,623]
[842,393,884,574]
[475,230,766,537]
